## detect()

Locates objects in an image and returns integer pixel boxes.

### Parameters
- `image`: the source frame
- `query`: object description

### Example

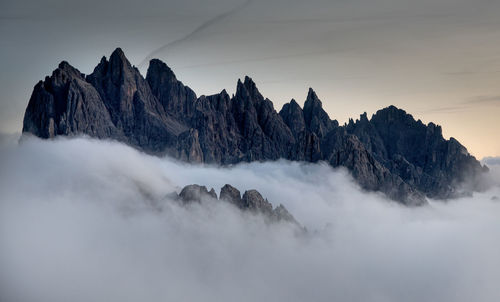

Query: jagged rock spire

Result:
[303,87,337,138]
[146,57,197,118]
[279,98,305,136]
[235,75,264,102]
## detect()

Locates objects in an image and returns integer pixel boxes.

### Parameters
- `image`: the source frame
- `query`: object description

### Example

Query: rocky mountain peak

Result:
[175,184,301,226]
[359,112,369,122]
[243,75,256,87]
[279,99,306,136]
[109,47,129,66]
[306,87,321,104]
[146,58,197,118]
[178,184,218,203]
[86,48,139,95]
[371,105,415,125]
[242,189,273,214]
[220,184,242,207]
[235,76,263,102]
[147,59,177,83]
[56,61,84,80]
[303,88,337,137]
[426,122,443,137]
[304,88,323,112]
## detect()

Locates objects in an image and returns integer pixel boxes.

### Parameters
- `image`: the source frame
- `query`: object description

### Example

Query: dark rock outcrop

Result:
[242,189,274,214]
[346,106,488,199]
[22,48,489,205]
[146,59,197,121]
[178,184,217,203]
[23,61,121,139]
[174,184,300,226]
[220,184,244,208]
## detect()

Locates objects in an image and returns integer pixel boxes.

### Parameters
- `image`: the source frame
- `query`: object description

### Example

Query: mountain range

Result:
[22,48,488,205]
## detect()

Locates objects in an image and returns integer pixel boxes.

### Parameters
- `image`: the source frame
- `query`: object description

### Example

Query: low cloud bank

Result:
[1,136,500,302]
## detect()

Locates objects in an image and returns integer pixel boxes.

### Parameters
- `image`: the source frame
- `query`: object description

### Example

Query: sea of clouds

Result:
[1,135,499,302]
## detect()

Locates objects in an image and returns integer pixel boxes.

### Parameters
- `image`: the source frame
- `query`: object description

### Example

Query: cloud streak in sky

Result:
[463,95,500,105]
[138,0,255,67]
[421,94,500,114]
[175,49,335,69]
[1,136,500,302]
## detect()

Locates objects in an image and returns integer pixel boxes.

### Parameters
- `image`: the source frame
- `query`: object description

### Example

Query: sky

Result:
[1,0,499,158]
[1,135,500,302]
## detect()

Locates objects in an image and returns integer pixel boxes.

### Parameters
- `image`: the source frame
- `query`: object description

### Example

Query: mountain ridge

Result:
[174,183,302,229]
[22,48,488,205]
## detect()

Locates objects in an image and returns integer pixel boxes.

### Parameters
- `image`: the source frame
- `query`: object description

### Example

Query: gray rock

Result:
[85,48,187,154]
[146,58,197,121]
[242,189,274,215]
[279,98,322,161]
[303,88,338,138]
[220,184,243,208]
[178,184,217,204]
[175,184,301,226]
[272,204,299,225]
[346,105,488,200]
[23,61,121,140]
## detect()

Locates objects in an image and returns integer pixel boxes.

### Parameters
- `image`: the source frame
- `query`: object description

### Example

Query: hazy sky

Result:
[1,0,499,158]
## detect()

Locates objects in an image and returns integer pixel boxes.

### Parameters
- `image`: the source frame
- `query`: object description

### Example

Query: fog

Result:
[1,136,499,302]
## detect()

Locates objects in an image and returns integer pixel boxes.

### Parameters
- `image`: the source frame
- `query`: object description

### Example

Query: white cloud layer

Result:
[1,136,500,302]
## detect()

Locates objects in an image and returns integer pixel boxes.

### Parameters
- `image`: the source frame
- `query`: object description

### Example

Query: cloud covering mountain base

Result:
[1,136,500,302]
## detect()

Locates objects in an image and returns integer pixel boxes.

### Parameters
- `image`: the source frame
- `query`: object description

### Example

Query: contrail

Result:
[139,0,254,68]
[175,50,337,69]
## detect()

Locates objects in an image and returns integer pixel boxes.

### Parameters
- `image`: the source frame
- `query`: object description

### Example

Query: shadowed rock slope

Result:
[23,48,488,205]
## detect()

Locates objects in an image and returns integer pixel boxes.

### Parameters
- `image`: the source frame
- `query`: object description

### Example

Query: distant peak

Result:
[244,75,254,85]
[236,75,262,100]
[110,47,126,59]
[87,48,137,83]
[147,58,176,80]
[304,88,322,108]
[372,105,417,125]
[360,112,368,121]
[307,88,319,100]
[149,58,171,69]
[109,47,132,68]
[374,105,407,116]
[58,60,71,69]
[237,75,257,90]
[385,105,404,112]
[54,60,84,80]
[427,122,443,136]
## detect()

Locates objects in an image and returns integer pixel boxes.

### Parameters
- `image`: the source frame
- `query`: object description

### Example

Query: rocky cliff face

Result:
[22,48,488,205]
[345,106,488,199]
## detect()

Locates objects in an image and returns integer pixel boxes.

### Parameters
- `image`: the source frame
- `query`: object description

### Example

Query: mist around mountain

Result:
[0,136,499,302]
[22,48,488,205]
[483,156,500,166]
